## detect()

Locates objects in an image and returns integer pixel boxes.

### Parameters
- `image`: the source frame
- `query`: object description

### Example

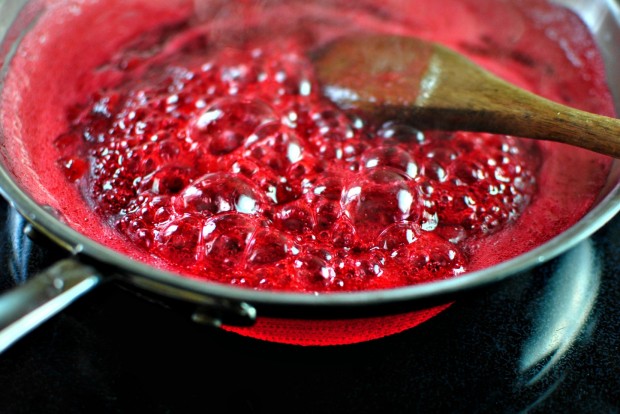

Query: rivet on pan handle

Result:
[191,302,257,328]
[0,258,101,354]
[126,277,257,328]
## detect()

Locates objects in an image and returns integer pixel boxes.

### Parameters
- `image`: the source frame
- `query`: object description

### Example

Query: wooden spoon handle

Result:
[408,45,620,157]
[480,87,620,158]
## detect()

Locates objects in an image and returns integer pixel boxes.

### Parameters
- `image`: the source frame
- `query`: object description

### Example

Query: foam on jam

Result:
[52,37,543,292]
[1,0,615,294]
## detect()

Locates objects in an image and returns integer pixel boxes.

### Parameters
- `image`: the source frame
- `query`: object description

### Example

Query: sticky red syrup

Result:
[54,39,540,292]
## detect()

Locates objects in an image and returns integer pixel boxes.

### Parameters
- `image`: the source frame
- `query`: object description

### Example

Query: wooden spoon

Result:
[313,34,620,158]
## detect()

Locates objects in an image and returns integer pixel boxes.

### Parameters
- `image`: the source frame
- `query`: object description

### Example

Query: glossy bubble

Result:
[274,202,316,234]
[305,171,348,202]
[231,158,285,204]
[342,168,419,241]
[331,217,357,249]
[175,172,268,217]
[377,121,425,144]
[339,250,387,285]
[125,139,183,176]
[294,248,337,288]
[395,232,466,284]
[361,145,418,178]
[310,109,354,142]
[191,96,278,155]
[201,213,262,270]
[139,164,194,195]
[246,228,292,266]
[300,171,348,234]
[285,156,321,195]
[245,127,304,174]
[153,215,205,264]
[121,192,175,228]
[376,222,422,251]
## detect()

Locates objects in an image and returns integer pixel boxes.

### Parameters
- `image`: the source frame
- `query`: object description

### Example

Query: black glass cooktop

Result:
[0,197,618,413]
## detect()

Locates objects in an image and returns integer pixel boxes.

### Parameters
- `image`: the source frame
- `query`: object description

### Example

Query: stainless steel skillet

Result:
[0,0,619,352]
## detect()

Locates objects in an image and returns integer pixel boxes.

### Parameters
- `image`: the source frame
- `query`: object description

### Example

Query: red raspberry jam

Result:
[54,39,539,292]
[2,0,614,345]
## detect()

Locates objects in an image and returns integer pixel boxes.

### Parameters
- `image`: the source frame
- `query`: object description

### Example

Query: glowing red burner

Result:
[223,304,453,346]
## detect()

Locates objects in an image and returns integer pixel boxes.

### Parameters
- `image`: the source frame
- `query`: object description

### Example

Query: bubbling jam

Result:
[54,36,540,292]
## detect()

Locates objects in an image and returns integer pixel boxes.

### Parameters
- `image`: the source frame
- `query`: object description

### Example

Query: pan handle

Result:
[0,258,101,353]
